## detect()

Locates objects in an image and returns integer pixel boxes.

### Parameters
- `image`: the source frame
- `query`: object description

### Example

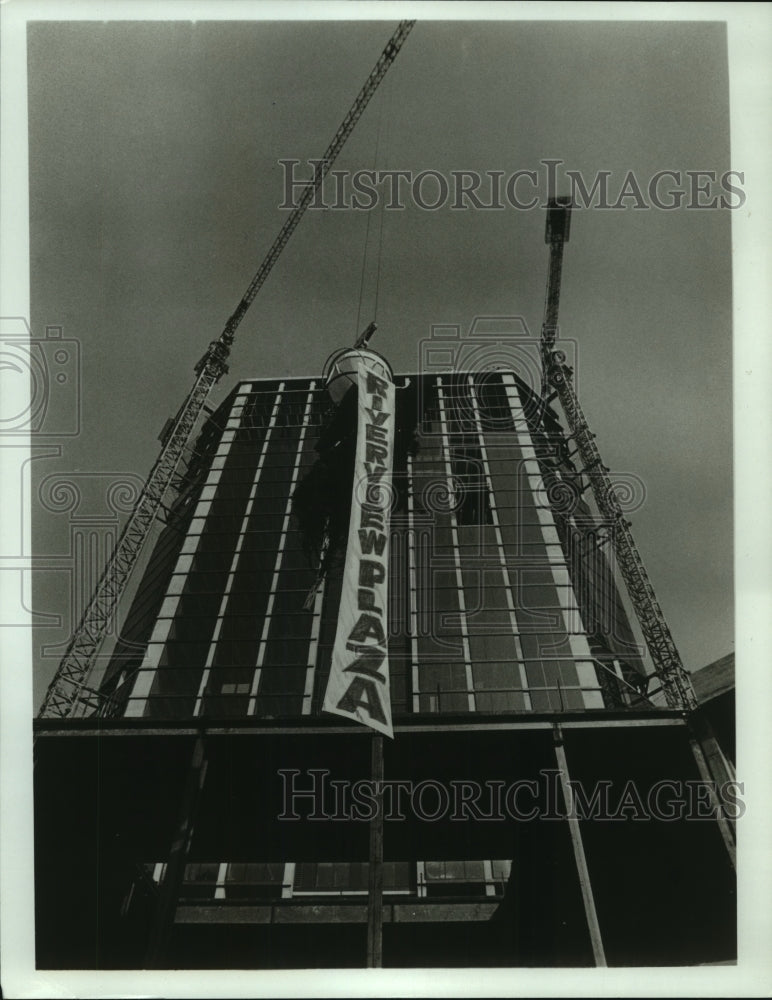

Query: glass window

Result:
[180,862,219,900]
[421,859,511,897]
[220,681,251,695]
[224,862,284,899]
[424,860,485,882]
[449,444,492,526]
[293,862,410,895]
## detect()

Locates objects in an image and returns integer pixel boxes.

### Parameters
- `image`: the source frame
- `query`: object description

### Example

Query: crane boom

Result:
[540,199,698,712]
[38,20,416,719]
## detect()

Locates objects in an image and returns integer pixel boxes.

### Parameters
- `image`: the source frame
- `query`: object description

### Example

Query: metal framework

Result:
[38,20,416,718]
[540,199,698,712]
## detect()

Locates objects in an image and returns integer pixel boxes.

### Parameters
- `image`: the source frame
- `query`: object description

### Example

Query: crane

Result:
[539,198,698,713]
[38,20,416,719]
[538,201,739,867]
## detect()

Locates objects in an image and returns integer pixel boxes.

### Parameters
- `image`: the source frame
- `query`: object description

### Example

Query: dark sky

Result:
[26,18,733,708]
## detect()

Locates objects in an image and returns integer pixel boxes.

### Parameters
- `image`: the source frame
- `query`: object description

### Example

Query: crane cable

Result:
[355,55,397,335]
[373,58,397,325]
[355,83,386,337]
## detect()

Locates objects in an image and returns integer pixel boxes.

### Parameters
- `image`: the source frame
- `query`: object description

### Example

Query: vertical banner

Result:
[323,361,395,738]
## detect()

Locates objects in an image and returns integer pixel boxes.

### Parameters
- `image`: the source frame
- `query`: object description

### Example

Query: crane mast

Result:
[38,20,416,719]
[540,199,698,713]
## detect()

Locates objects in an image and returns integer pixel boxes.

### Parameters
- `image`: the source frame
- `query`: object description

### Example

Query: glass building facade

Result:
[100,369,646,722]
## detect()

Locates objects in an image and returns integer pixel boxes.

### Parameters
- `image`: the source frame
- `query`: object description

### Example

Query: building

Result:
[691,652,735,767]
[33,354,737,970]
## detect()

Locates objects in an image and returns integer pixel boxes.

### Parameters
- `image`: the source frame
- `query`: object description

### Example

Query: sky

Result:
[4,5,772,996]
[24,16,735,709]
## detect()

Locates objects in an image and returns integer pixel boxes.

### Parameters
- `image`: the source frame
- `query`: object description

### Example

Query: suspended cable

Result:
[373,63,396,325]
[356,80,387,337]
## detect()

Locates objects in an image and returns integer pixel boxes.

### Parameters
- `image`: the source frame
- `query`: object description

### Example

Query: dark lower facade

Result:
[34,711,736,969]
